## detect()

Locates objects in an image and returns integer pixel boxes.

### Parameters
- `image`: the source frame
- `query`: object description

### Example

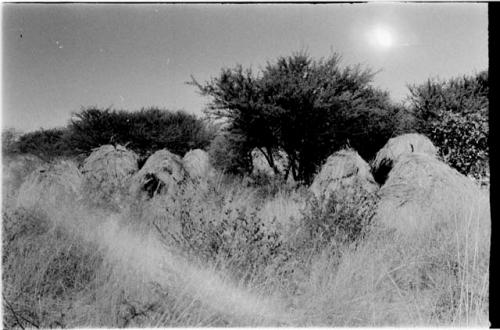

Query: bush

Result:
[302,184,378,247]
[14,127,72,161]
[2,128,21,155]
[208,133,253,175]
[429,110,488,179]
[177,206,285,278]
[407,71,488,179]
[68,107,215,158]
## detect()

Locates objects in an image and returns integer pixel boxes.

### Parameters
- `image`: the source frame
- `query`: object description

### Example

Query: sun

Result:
[369,25,395,50]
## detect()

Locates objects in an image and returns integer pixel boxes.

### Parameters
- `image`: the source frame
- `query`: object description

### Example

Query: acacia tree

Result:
[68,107,214,158]
[191,52,400,183]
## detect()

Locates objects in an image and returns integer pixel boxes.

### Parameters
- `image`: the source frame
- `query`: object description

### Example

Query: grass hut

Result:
[129,149,189,199]
[310,149,378,204]
[372,133,438,184]
[16,160,82,211]
[375,152,489,237]
[81,144,139,208]
[183,149,214,180]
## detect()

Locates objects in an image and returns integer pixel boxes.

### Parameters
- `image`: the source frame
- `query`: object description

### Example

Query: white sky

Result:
[2,3,488,132]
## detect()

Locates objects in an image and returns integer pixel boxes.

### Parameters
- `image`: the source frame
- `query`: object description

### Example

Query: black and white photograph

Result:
[1,2,490,327]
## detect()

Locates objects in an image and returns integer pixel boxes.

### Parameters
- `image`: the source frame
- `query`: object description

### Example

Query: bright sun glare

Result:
[369,26,395,50]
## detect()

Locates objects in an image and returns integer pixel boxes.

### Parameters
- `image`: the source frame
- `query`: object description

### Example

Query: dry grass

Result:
[2,151,490,327]
[15,159,82,212]
[369,152,490,325]
[256,189,305,238]
[2,154,44,207]
[81,144,138,209]
[372,133,438,184]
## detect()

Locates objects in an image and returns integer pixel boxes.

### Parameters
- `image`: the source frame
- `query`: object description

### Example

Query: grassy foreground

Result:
[2,155,490,327]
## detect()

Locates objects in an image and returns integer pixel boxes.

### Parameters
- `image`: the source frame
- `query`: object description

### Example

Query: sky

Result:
[1,3,488,132]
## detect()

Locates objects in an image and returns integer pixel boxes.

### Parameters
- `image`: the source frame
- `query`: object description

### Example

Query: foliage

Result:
[173,200,289,283]
[407,71,488,178]
[68,107,215,158]
[191,51,400,184]
[429,110,488,179]
[2,128,22,155]
[208,133,253,175]
[302,184,378,247]
[14,127,72,161]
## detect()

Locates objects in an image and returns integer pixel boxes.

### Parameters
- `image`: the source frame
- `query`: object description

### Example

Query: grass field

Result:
[1,153,490,327]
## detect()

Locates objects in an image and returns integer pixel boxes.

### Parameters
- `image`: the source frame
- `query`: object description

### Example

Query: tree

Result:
[15,127,71,161]
[407,71,488,178]
[67,107,214,158]
[191,51,400,183]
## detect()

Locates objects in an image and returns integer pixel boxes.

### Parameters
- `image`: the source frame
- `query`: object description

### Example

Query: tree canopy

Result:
[191,52,401,183]
[406,71,488,178]
[9,107,215,162]
[68,107,214,158]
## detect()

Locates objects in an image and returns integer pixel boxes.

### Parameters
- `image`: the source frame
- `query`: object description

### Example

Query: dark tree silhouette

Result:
[191,51,400,183]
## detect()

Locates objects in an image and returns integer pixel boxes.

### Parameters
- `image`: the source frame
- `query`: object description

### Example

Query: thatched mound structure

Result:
[372,133,438,184]
[310,149,378,203]
[375,153,489,236]
[16,160,82,210]
[130,149,189,199]
[183,149,214,180]
[81,145,139,207]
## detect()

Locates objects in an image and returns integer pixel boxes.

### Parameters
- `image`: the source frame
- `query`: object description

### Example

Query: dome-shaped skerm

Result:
[130,149,189,199]
[310,148,378,204]
[372,133,438,184]
[375,152,489,236]
[81,144,139,208]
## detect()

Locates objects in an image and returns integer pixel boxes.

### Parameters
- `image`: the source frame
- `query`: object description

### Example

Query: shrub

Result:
[208,133,253,175]
[407,71,488,179]
[302,183,378,247]
[177,206,286,280]
[68,107,215,158]
[14,127,72,161]
[428,110,488,179]
[2,128,21,155]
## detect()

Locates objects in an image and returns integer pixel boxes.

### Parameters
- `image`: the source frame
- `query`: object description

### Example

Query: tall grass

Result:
[2,156,490,327]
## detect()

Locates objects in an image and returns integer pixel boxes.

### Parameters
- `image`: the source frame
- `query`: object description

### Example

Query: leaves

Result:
[407,71,489,179]
[191,51,399,183]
